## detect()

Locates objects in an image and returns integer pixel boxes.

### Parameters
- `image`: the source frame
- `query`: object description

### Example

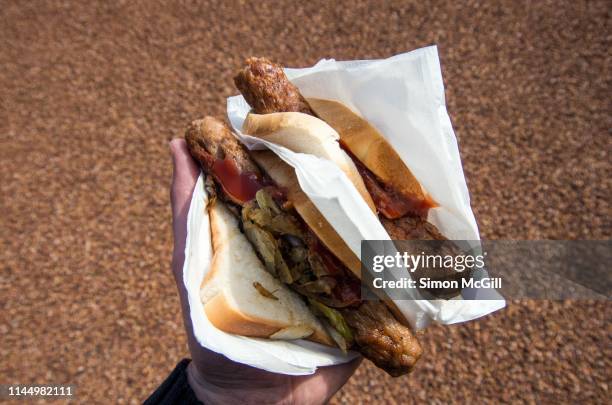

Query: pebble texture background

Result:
[1,1,610,403]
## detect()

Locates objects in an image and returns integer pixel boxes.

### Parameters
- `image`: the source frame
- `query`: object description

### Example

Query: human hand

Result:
[169,138,361,404]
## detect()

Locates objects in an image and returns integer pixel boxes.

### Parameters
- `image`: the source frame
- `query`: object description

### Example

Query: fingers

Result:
[169,138,199,281]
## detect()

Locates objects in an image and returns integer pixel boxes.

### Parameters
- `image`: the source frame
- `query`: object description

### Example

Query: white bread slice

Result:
[242,112,376,213]
[251,152,412,328]
[307,98,435,207]
[250,150,361,278]
[200,198,334,346]
[243,112,415,328]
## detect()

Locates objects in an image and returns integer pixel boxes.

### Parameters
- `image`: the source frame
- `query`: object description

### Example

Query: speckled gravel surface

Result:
[1,1,610,403]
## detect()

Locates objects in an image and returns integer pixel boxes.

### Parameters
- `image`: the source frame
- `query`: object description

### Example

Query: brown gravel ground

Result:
[1,1,610,404]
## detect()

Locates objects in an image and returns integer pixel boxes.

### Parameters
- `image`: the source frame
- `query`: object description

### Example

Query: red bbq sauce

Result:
[339,141,436,219]
[212,157,265,203]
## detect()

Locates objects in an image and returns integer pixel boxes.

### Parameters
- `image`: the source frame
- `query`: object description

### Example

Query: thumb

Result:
[168,138,230,372]
[169,138,199,281]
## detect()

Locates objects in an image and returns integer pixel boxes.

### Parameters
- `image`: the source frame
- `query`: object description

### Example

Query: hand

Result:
[169,139,361,404]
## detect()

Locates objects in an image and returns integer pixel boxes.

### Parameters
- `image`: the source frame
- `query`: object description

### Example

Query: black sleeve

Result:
[144,359,204,405]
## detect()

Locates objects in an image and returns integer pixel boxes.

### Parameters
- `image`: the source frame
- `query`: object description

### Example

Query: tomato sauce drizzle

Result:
[339,141,435,219]
[211,158,267,203]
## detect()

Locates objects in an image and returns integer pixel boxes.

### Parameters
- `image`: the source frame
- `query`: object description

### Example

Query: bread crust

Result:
[205,292,282,336]
[307,98,431,205]
[242,112,376,213]
[205,292,334,346]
